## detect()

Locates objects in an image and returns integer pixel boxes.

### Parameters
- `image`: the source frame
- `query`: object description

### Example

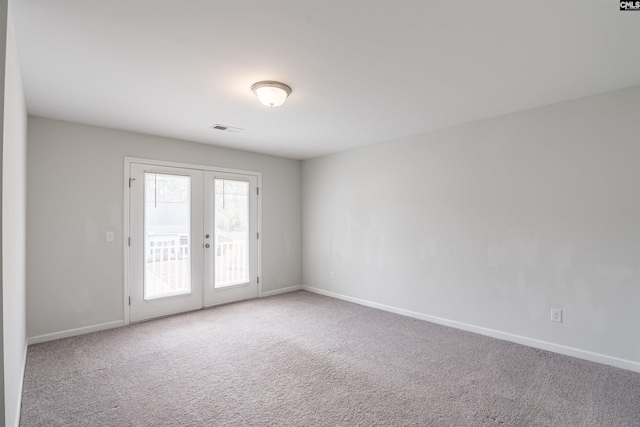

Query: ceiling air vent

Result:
[210,124,243,133]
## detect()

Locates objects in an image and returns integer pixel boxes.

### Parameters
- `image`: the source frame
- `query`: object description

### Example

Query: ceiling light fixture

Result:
[251,81,292,107]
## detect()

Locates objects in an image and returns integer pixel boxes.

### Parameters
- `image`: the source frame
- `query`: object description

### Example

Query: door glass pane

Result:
[215,179,250,288]
[144,173,191,299]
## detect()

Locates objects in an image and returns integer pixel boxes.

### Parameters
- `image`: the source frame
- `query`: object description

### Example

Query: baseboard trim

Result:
[27,320,125,346]
[260,285,302,298]
[302,285,640,373]
[24,287,306,345]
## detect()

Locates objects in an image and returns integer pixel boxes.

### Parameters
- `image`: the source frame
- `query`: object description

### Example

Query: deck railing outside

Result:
[215,240,248,287]
[144,233,248,298]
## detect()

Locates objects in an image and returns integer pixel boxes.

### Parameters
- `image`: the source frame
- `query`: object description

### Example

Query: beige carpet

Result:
[20,291,640,426]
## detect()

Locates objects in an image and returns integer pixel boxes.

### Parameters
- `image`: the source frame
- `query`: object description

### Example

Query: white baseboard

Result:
[302,285,640,374]
[27,320,125,346]
[25,287,305,345]
[260,285,302,298]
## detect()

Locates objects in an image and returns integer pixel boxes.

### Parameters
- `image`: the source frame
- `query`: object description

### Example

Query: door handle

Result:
[205,243,211,248]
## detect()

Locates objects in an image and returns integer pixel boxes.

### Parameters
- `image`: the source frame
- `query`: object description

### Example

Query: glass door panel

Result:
[144,173,191,299]
[214,179,250,288]
[129,164,203,322]
[204,171,258,307]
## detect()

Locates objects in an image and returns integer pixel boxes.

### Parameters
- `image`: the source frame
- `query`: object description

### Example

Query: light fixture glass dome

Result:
[251,81,292,107]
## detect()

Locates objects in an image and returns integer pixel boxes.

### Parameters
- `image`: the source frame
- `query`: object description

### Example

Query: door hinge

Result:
[129,296,131,306]
[128,237,131,246]
[257,187,260,196]
[129,177,133,188]
[257,276,259,284]
[257,232,259,239]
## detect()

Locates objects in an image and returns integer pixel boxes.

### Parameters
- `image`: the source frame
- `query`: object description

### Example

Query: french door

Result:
[128,162,259,322]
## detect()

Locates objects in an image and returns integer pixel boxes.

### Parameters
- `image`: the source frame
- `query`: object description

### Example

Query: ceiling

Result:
[10,1,640,160]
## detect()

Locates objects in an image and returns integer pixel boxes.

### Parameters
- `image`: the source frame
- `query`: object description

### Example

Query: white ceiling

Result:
[10,1,640,160]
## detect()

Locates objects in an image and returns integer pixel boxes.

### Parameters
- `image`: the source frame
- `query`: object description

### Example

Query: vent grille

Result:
[210,124,243,133]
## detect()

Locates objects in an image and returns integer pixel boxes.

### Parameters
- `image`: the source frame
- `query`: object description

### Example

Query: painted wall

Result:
[27,117,302,338]
[302,87,640,367]
[2,6,28,427]
[0,1,7,421]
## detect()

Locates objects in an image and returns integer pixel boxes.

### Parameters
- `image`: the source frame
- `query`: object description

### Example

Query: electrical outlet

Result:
[551,308,562,323]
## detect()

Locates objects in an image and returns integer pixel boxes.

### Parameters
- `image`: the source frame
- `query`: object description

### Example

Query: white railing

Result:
[215,239,248,287]
[145,233,190,299]
[144,234,248,296]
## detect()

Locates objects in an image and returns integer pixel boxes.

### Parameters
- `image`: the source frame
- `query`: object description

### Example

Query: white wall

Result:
[27,117,302,338]
[302,86,640,369]
[2,6,28,427]
[0,1,6,421]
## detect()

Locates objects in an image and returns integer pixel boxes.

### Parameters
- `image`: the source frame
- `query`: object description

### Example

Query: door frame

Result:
[123,157,262,325]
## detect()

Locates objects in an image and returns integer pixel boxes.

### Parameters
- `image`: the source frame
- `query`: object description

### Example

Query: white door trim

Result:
[123,157,262,325]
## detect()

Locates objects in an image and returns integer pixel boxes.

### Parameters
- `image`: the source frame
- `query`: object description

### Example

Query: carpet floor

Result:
[20,290,640,426]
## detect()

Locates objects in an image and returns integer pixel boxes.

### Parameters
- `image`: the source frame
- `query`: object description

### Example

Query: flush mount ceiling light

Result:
[251,81,292,107]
